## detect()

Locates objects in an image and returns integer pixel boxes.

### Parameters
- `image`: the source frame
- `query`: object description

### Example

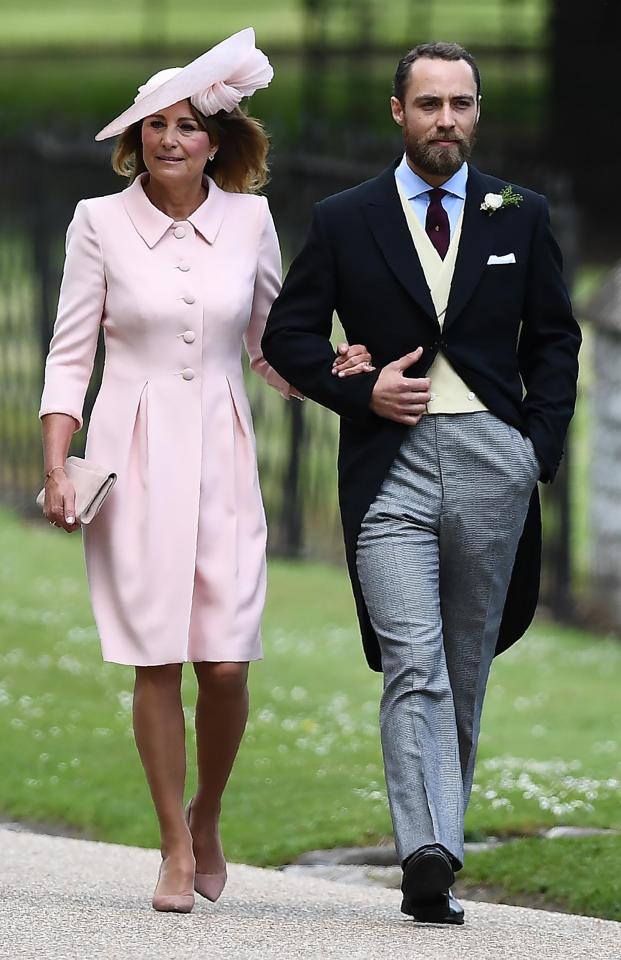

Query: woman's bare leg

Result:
[190,662,249,872]
[133,664,194,894]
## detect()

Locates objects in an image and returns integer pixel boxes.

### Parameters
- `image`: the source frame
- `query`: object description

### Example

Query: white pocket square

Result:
[487,253,516,265]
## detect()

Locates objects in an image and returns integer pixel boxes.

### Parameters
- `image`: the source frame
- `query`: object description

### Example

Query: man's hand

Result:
[331,342,375,378]
[370,347,431,425]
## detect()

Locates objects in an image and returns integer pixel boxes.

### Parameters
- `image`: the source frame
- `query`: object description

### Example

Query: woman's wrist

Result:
[44,465,67,482]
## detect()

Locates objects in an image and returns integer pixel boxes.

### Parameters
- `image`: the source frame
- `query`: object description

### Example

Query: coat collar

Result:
[361,161,438,326]
[361,161,499,331]
[122,173,227,247]
[444,164,498,329]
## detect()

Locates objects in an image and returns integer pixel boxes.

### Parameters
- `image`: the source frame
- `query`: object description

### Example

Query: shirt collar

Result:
[395,153,468,200]
[122,173,226,247]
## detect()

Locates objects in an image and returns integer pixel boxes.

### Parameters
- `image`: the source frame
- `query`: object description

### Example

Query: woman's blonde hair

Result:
[111,105,270,194]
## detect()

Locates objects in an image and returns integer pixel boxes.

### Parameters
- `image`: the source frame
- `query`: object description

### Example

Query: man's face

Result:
[391,57,480,178]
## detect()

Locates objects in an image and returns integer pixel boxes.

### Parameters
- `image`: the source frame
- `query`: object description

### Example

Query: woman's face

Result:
[141,100,215,186]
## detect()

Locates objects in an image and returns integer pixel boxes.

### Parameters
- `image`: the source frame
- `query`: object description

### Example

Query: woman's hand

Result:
[43,468,80,533]
[331,342,375,378]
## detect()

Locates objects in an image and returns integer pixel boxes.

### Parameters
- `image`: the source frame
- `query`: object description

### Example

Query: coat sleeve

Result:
[243,199,291,398]
[518,196,582,482]
[261,202,380,421]
[39,200,106,431]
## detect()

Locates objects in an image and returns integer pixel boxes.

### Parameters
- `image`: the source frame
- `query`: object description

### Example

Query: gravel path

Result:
[1,826,619,960]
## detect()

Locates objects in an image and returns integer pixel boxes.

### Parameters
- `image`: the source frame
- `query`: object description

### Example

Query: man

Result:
[262,42,580,925]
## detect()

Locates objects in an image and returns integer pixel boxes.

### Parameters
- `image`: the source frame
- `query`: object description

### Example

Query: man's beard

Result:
[405,128,476,177]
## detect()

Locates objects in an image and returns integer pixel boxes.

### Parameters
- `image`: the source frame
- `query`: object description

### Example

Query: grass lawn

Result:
[459,834,621,922]
[1,0,546,52]
[0,504,620,919]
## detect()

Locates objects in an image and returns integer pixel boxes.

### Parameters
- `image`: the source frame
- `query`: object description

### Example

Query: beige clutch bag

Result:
[36,456,117,524]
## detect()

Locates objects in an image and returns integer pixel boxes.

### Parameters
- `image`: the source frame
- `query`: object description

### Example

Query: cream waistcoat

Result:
[397,184,487,415]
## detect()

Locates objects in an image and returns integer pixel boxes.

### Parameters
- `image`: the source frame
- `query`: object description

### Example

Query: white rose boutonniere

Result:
[481,185,523,216]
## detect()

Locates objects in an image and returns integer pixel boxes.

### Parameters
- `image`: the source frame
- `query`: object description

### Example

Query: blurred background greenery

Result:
[1,0,620,923]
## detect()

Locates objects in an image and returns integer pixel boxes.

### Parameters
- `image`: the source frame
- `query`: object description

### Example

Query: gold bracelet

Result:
[45,465,66,482]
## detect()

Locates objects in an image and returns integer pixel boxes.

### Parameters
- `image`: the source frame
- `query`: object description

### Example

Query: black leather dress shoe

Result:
[401,845,464,924]
[403,890,465,925]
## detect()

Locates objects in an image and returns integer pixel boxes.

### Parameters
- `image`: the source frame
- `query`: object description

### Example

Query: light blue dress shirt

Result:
[394,154,468,240]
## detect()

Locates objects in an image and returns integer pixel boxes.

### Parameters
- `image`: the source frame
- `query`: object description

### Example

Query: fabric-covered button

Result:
[174,226,186,239]
[183,295,195,305]
[178,262,191,272]
[182,368,195,380]
[183,331,196,344]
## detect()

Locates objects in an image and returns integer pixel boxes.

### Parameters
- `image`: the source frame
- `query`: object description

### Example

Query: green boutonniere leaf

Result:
[500,185,523,209]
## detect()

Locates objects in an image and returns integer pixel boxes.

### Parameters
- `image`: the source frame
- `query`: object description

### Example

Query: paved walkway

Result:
[1,826,619,960]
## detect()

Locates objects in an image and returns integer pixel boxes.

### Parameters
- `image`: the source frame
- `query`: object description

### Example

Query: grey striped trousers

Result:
[356,412,540,867]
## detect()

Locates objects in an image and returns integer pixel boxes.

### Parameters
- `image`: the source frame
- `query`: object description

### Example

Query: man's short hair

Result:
[393,41,481,104]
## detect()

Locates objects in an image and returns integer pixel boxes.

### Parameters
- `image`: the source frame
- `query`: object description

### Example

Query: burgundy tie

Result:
[425,187,450,259]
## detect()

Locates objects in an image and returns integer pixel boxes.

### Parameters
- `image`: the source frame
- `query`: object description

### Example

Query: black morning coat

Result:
[261,161,582,672]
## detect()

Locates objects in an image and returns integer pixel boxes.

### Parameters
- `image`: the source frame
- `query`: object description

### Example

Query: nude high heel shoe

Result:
[151,860,195,913]
[185,798,228,902]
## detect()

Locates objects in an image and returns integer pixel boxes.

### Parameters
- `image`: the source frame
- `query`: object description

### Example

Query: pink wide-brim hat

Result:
[95,27,273,141]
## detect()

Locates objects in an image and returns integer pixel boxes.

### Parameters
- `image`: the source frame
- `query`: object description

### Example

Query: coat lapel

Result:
[444,165,498,330]
[361,165,438,326]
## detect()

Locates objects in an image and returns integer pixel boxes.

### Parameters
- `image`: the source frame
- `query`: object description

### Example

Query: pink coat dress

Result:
[39,173,290,666]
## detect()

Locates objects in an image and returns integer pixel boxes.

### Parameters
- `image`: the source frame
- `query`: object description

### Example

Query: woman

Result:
[39,29,372,914]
